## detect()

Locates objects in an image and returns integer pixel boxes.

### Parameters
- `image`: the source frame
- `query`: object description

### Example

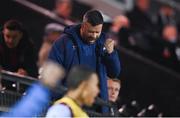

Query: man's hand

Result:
[39,61,65,88]
[104,38,115,54]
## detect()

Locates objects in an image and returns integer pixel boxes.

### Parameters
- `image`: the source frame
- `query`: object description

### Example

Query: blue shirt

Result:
[81,42,96,71]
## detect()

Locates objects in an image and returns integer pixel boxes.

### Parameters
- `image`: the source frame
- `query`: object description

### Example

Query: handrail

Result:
[1,70,37,86]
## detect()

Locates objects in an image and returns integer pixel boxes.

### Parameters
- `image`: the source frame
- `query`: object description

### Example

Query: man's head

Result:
[55,0,72,19]
[107,78,121,102]
[2,20,23,48]
[160,2,174,16]
[136,0,150,12]
[39,60,65,88]
[67,66,99,106]
[80,10,104,44]
[162,25,178,43]
[44,23,64,43]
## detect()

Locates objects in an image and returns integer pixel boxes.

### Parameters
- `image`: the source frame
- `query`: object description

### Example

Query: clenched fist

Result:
[104,38,115,54]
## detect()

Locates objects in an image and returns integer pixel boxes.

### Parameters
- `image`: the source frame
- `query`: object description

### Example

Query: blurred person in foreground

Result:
[1,61,65,117]
[46,66,99,117]
[0,19,38,77]
[48,9,121,113]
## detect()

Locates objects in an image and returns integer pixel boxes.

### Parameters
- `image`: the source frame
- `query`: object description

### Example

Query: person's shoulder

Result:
[46,104,72,117]
[54,33,74,46]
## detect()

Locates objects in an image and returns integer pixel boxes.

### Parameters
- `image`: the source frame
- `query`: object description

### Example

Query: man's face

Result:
[56,1,72,18]
[81,22,103,44]
[137,0,150,12]
[81,73,99,106]
[108,79,121,102]
[3,28,23,48]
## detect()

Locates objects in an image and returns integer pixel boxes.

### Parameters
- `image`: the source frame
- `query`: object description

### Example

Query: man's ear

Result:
[81,23,85,29]
[79,80,87,90]
[79,81,89,98]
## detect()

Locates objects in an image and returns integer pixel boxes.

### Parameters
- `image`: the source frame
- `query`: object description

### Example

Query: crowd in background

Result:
[107,0,180,73]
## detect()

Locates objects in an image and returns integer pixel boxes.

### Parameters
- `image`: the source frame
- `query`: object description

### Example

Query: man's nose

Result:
[112,89,116,95]
[92,33,98,39]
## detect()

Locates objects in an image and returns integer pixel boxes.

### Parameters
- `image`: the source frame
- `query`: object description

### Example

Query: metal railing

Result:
[0,70,37,112]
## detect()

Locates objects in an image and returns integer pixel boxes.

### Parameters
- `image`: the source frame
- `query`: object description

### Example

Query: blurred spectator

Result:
[38,23,64,67]
[155,2,178,35]
[54,0,74,24]
[161,25,178,60]
[108,15,130,48]
[0,20,38,77]
[107,78,121,116]
[110,15,129,34]
[1,61,65,117]
[154,25,180,72]
[46,66,99,117]
[126,0,154,33]
[126,0,156,55]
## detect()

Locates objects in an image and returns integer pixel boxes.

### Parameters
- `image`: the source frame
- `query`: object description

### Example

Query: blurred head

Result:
[55,0,72,19]
[162,25,178,43]
[111,15,129,33]
[80,10,104,44]
[160,3,174,16]
[39,60,65,88]
[107,78,121,102]
[44,23,64,43]
[67,66,99,106]
[3,20,23,48]
[136,0,150,12]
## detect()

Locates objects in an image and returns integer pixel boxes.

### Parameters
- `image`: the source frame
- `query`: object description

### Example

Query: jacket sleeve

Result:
[48,38,65,66]
[1,82,51,117]
[103,50,121,78]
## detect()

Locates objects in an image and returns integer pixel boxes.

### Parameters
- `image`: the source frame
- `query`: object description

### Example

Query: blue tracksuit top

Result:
[48,24,121,112]
[1,82,51,117]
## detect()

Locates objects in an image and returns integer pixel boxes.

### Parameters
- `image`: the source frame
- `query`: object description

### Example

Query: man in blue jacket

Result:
[48,10,121,113]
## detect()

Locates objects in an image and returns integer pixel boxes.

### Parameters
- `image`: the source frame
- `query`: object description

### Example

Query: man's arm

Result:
[48,38,64,65]
[103,39,121,78]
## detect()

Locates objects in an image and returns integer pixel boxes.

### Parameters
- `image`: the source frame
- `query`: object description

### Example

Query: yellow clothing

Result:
[54,97,89,118]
